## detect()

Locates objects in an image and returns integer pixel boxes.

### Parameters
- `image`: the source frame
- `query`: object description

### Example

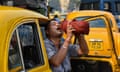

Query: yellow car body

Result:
[0,6,51,72]
[65,10,120,72]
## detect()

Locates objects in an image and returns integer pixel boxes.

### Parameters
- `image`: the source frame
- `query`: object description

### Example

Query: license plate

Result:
[89,40,103,50]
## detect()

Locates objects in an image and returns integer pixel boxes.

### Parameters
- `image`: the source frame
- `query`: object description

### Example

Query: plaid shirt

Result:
[44,38,79,72]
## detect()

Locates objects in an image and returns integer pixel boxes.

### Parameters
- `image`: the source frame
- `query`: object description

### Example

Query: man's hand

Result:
[77,34,89,55]
[66,21,76,40]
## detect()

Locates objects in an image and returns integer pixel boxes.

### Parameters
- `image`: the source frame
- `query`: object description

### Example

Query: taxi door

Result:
[74,15,114,57]
[7,19,51,72]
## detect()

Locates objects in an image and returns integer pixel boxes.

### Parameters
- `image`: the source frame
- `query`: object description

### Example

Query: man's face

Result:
[47,20,63,37]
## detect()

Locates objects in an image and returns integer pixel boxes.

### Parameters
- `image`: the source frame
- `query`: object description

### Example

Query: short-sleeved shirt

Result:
[44,38,79,72]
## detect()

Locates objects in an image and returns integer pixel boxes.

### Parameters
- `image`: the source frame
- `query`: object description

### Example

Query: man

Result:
[44,19,89,72]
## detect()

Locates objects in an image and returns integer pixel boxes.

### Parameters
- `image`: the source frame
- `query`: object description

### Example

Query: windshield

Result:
[75,16,113,28]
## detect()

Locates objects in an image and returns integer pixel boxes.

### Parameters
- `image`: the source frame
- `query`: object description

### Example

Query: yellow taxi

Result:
[65,10,120,72]
[0,6,51,72]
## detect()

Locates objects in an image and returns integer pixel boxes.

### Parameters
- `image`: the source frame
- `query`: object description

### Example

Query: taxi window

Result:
[76,17,106,28]
[40,27,47,40]
[89,18,106,28]
[8,22,44,71]
[8,31,23,71]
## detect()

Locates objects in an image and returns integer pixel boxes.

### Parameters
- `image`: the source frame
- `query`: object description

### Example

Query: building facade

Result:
[48,0,81,13]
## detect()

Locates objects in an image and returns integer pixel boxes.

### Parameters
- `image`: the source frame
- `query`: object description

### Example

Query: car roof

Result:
[0,6,48,25]
[66,10,114,20]
[0,6,49,35]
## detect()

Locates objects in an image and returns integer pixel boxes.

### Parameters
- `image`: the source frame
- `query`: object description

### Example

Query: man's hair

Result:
[44,20,51,30]
[54,15,58,18]
[44,19,58,30]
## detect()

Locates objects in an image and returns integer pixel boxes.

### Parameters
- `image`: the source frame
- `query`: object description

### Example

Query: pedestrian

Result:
[44,19,89,72]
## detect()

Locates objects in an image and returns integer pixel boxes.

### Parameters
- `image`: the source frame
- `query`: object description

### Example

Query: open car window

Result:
[75,16,112,28]
[8,22,45,71]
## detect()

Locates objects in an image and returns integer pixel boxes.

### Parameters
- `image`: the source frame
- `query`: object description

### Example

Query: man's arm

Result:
[77,35,89,55]
[49,37,70,67]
